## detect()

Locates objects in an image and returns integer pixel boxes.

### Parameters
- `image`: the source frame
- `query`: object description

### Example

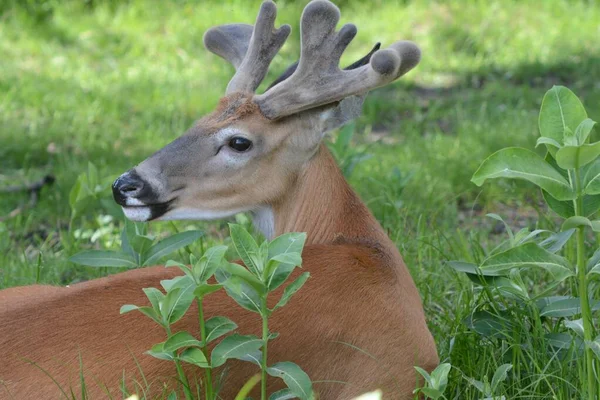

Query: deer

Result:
[0,1,438,399]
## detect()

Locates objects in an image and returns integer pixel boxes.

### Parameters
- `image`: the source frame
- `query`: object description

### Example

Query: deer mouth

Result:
[120,199,175,222]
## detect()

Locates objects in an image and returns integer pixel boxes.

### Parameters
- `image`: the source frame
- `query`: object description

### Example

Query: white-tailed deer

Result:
[0,1,438,398]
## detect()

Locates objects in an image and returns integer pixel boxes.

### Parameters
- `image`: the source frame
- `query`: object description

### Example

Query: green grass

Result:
[2,0,600,398]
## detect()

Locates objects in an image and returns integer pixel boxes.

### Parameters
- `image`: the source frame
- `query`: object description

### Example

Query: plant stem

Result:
[166,326,194,400]
[261,300,269,400]
[198,297,214,400]
[573,167,597,400]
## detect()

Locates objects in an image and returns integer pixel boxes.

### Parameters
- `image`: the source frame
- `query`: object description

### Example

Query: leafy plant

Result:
[460,85,599,399]
[217,224,313,400]
[464,364,512,400]
[69,221,203,269]
[121,243,231,400]
[119,224,313,400]
[413,363,451,399]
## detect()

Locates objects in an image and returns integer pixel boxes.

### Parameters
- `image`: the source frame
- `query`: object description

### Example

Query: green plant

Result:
[413,363,451,399]
[69,221,203,269]
[464,363,512,400]
[217,224,313,400]
[121,243,231,400]
[118,224,313,400]
[459,85,599,399]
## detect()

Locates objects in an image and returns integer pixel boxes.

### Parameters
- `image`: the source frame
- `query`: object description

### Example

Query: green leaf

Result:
[535,136,562,149]
[555,141,600,169]
[564,319,585,338]
[194,284,223,299]
[223,279,262,314]
[545,332,582,350]
[414,366,432,386]
[142,230,203,266]
[464,311,513,339]
[146,342,174,361]
[562,216,592,231]
[587,248,600,274]
[491,364,512,392]
[575,118,597,145]
[164,331,203,353]
[419,388,443,399]
[447,261,496,277]
[429,363,451,392]
[268,233,307,260]
[539,85,587,156]
[583,158,600,195]
[219,262,264,293]
[543,190,600,218]
[120,304,164,326]
[540,297,600,317]
[165,260,194,280]
[267,361,313,400]
[69,175,83,212]
[471,148,575,201]
[464,377,486,394]
[268,263,297,292]
[471,275,530,301]
[263,233,307,291]
[142,287,165,313]
[273,272,310,311]
[539,229,575,253]
[229,224,261,275]
[479,243,574,281]
[205,316,238,343]
[160,276,196,324]
[178,347,209,368]
[69,250,137,268]
[211,334,263,368]
[587,337,600,360]
[196,245,228,282]
[167,391,178,400]
[270,252,303,267]
[129,235,154,262]
[269,389,296,400]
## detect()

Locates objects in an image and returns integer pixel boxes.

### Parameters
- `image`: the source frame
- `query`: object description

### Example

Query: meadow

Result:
[1,0,600,398]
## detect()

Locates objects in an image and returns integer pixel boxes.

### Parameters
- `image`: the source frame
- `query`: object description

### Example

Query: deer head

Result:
[112,0,420,231]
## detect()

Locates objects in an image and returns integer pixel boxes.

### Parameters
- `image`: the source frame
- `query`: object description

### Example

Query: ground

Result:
[1,0,600,398]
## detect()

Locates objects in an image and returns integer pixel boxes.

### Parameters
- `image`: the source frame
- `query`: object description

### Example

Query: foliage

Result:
[459,86,600,399]
[70,221,203,268]
[120,224,313,400]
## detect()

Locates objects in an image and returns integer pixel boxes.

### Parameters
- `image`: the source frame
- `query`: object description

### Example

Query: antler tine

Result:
[203,24,254,70]
[255,0,421,120]
[218,1,290,95]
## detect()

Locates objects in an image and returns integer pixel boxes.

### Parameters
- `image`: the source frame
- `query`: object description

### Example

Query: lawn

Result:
[1,0,600,398]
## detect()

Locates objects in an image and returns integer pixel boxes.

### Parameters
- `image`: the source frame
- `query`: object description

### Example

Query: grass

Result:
[1,0,600,398]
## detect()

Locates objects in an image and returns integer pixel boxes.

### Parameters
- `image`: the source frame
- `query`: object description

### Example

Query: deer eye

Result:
[228,137,253,152]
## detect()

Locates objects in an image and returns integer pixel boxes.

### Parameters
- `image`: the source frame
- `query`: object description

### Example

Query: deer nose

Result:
[112,171,146,205]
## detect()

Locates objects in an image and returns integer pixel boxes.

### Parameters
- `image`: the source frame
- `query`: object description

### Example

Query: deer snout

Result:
[112,170,147,206]
[112,170,174,222]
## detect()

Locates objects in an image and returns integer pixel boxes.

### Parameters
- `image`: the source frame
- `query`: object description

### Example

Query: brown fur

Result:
[0,145,438,399]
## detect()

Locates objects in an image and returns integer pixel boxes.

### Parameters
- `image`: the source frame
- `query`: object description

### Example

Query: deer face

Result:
[113,93,330,222]
[113,0,420,223]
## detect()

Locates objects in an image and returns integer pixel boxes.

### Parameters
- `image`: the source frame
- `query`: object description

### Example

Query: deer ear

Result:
[320,95,365,133]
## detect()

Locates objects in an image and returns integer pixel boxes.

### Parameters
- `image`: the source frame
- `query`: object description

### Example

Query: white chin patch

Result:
[125,198,146,206]
[122,207,152,222]
[156,207,247,221]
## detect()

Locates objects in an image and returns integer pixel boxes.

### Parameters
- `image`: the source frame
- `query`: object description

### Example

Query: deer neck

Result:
[257,143,387,246]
